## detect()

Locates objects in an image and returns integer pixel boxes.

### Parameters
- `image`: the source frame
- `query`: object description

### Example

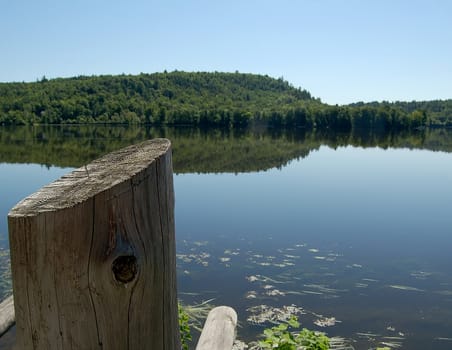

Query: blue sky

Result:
[1,0,451,104]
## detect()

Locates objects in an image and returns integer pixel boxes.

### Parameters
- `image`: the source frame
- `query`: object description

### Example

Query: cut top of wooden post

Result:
[196,306,238,350]
[9,138,171,217]
[8,138,180,350]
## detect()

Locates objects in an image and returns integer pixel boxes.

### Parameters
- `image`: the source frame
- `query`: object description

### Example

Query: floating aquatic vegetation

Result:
[177,252,211,267]
[328,336,355,350]
[247,251,296,268]
[303,284,348,295]
[285,291,306,296]
[265,289,285,297]
[247,275,259,282]
[180,298,215,332]
[232,339,248,350]
[193,241,209,247]
[246,305,349,348]
[246,285,293,299]
[356,331,405,348]
[295,243,306,248]
[281,258,293,262]
[410,270,433,279]
[177,254,192,263]
[176,239,436,349]
[388,284,424,292]
[362,278,379,282]
[384,326,405,340]
[347,264,363,269]
[379,341,403,348]
[284,254,300,259]
[247,249,300,268]
[272,263,288,268]
[246,291,258,299]
[179,291,202,296]
[384,336,405,340]
[356,332,380,338]
[435,337,452,341]
[224,249,240,256]
[246,274,286,284]
[301,290,324,295]
[313,316,340,327]
[246,304,305,325]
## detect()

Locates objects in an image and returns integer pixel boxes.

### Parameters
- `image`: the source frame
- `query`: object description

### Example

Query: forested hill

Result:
[0,71,316,126]
[0,71,451,129]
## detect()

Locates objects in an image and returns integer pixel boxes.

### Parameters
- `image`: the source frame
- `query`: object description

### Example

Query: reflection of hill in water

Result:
[1,125,452,173]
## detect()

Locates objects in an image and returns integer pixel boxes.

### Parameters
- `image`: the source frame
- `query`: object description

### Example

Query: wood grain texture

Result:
[8,139,180,350]
[196,306,237,350]
[0,295,15,337]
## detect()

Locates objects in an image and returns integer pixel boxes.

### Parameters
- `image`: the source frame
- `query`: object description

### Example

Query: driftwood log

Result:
[196,306,237,350]
[0,295,14,337]
[8,139,180,349]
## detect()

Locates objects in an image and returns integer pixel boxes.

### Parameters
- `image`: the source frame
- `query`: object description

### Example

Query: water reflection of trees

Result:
[1,125,451,173]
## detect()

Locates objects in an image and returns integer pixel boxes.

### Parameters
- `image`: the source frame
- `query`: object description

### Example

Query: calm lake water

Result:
[1,126,452,349]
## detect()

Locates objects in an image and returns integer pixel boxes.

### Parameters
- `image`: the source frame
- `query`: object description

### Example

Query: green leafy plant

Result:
[258,316,329,350]
[179,303,192,350]
[178,304,329,350]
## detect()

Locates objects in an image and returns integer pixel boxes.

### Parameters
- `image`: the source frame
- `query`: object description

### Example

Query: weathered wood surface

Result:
[0,295,15,337]
[8,139,180,350]
[196,306,237,350]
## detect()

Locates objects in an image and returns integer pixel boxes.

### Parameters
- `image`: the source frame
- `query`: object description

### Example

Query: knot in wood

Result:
[112,255,138,283]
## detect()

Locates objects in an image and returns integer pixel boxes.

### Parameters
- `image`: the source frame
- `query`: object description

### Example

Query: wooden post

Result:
[196,306,237,350]
[8,139,180,350]
[0,295,15,337]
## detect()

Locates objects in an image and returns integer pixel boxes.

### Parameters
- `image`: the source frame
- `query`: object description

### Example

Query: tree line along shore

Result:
[1,71,451,130]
